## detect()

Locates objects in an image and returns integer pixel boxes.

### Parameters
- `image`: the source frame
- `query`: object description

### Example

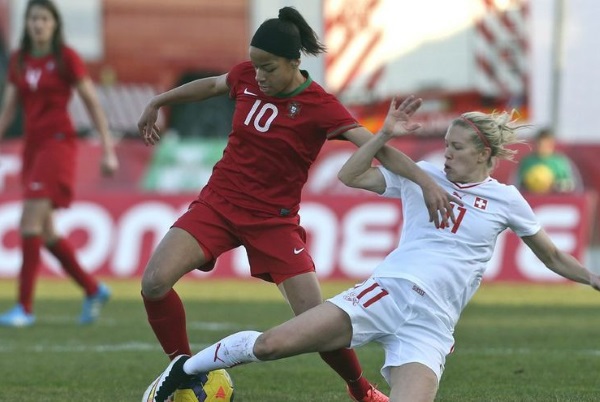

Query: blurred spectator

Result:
[516,128,582,194]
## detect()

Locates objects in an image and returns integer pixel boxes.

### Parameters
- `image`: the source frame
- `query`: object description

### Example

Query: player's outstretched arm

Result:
[522,229,600,290]
[137,74,229,146]
[342,96,461,227]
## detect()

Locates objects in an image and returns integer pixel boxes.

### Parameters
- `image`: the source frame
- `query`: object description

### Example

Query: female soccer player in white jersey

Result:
[143,96,600,402]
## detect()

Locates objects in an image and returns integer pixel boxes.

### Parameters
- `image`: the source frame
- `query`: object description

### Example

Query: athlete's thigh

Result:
[257,301,353,359]
[277,272,323,315]
[20,198,53,234]
[388,363,438,402]
[142,227,207,295]
[41,209,59,241]
[172,199,241,265]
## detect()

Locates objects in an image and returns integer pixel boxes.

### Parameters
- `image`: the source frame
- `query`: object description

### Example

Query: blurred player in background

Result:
[0,0,118,327]
[516,127,581,194]
[137,6,458,402]
[142,97,600,402]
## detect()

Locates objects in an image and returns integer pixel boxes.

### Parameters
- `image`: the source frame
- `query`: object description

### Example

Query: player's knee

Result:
[140,268,171,299]
[253,331,286,361]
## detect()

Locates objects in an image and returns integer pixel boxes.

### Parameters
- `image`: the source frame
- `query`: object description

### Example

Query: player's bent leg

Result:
[278,273,384,401]
[279,274,385,400]
[142,227,209,359]
[141,227,207,299]
[388,363,438,402]
[255,301,353,360]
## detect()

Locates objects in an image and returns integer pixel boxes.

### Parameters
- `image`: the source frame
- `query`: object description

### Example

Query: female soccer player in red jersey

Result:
[137,7,456,402]
[0,0,118,327]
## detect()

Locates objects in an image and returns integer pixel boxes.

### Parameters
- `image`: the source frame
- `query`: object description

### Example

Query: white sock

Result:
[183,330,262,375]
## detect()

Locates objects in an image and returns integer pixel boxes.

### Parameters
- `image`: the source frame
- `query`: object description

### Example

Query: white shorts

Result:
[327,277,455,384]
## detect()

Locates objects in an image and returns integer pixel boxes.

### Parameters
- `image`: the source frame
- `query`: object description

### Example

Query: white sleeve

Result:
[377,166,407,199]
[507,188,542,237]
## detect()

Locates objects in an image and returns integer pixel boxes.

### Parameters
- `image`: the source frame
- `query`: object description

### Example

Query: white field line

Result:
[0,320,245,353]
[1,341,599,356]
[453,348,600,356]
[0,342,212,353]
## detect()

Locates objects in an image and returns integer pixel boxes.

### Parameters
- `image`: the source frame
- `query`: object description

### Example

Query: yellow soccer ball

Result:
[523,164,555,194]
[172,369,235,402]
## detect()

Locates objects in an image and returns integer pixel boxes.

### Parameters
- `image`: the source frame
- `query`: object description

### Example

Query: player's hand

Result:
[380,95,423,138]
[100,150,119,177]
[138,104,161,146]
[421,182,464,228]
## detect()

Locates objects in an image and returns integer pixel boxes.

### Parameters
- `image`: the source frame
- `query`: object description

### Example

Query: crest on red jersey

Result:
[474,196,488,210]
[287,102,301,118]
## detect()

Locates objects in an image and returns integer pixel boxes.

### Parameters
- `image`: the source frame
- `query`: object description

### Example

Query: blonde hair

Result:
[453,110,527,167]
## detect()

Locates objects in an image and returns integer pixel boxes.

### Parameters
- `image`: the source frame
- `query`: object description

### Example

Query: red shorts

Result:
[173,186,315,284]
[22,135,77,208]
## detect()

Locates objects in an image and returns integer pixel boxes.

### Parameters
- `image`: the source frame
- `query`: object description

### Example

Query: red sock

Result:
[143,289,192,360]
[46,238,98,295]
[320,349,371,397]
[18,235,42,313]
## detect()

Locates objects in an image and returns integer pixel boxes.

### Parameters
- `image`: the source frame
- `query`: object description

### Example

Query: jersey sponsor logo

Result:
[287,101,301,118]
[243,88,257,96]
[293,247,305,255]
[474,196,488,210]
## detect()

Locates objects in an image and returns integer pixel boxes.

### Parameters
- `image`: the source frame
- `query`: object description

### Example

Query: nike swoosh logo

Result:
[293,248,305,255]
[244,88,257,96]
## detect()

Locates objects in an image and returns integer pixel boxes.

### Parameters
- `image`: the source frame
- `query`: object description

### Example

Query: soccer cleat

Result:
[142,355,192,402]
[79,282,111,325]
[347,384,389,402]
[0,304,35,327]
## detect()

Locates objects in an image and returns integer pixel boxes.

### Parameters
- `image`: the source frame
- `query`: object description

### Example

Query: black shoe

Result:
[142,355,192,402]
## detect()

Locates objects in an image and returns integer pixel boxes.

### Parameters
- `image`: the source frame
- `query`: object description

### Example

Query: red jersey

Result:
[206,61,360,216]
[8,46,87,143]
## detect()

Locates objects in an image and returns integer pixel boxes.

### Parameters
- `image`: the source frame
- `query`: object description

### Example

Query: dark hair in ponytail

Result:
[250,6,326,59]
[278,7,326,56]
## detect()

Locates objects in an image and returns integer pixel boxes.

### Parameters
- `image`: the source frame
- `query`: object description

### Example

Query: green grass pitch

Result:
[0,279,598,401]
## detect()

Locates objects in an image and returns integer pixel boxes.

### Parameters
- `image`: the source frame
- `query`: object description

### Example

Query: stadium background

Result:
[0,0,598,281]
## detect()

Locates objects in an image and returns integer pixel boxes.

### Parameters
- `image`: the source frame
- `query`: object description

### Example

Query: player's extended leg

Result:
[42,212,110,324]
[144,302,353,402]
[255,300,353,358]
[279,273,388,402]
[0,198,50,327]
[388,363,439,402]
[142,227,208,359]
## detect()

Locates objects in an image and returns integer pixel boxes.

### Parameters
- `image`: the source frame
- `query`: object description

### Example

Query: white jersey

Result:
[374,161,541,325]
